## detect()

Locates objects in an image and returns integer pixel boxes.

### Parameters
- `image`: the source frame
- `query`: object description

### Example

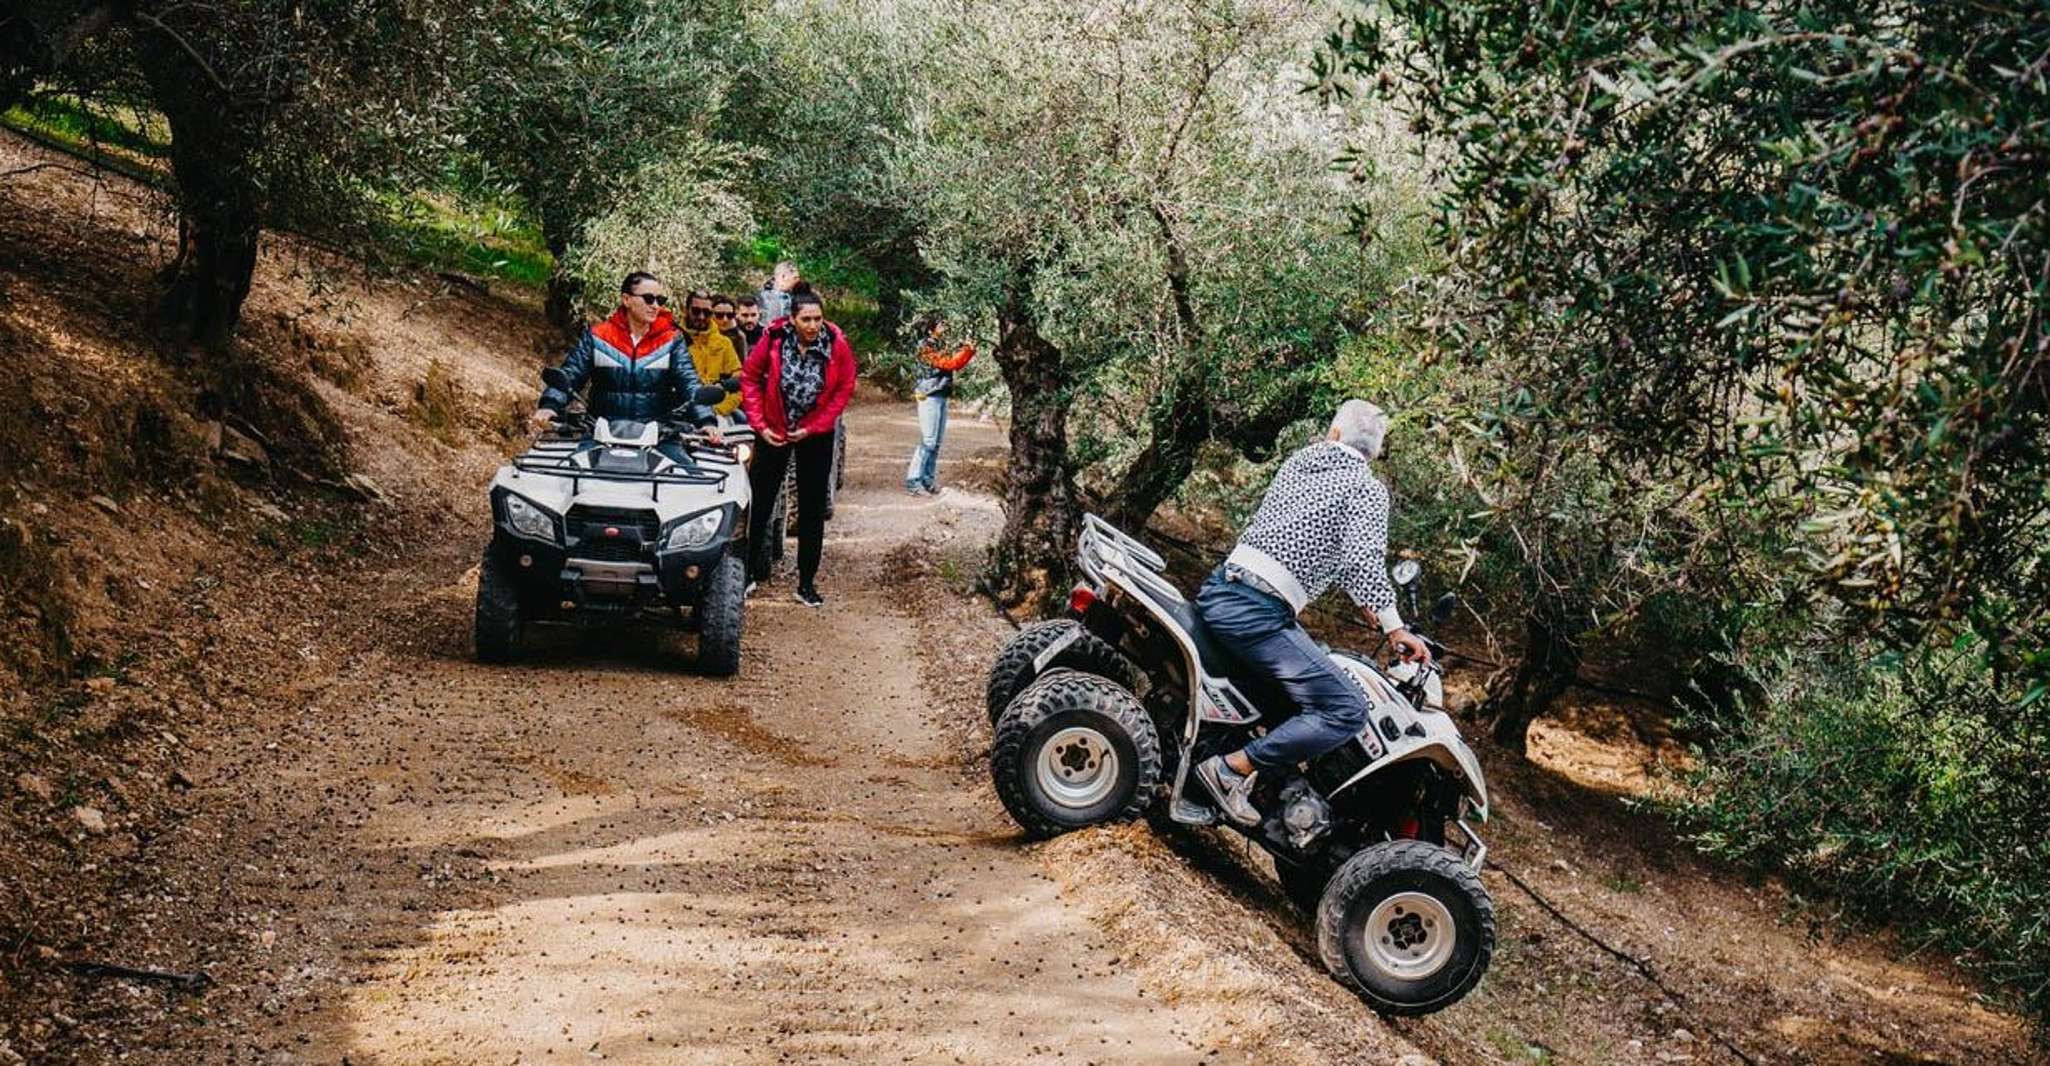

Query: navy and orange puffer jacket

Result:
[539,308,715,425]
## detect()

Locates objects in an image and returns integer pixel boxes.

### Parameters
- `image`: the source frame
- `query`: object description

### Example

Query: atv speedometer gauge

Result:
[665,510,723,551]
[502,494,557,541]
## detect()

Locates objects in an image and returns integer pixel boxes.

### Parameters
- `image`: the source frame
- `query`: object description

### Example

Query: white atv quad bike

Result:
[987,514,1495,1016]
[474,368,756,675]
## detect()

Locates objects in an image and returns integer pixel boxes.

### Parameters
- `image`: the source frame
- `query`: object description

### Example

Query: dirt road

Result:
[220,402,1291,1064]
[7,132,2034,1065]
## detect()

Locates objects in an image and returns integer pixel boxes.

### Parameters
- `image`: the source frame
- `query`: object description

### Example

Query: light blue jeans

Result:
[906,393,948,490]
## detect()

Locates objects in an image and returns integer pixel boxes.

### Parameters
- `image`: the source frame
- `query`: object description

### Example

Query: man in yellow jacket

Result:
[681,290,743,417]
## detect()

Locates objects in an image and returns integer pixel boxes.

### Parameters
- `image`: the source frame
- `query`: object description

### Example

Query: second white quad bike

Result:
[474,369,756,675]
[987,515,1495,1016]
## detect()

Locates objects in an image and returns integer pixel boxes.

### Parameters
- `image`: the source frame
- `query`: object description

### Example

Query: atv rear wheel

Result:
[1317,840,1494,1016]
[991,669,1161,839]
[697,549,746,676]
[474,553,525,664]
[985,620,1134,724]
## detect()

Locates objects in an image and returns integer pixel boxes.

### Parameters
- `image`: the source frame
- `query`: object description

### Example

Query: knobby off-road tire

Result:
[697,549,746,677]
[747,499,780,581]
[474,553,524,664]
[985,620,1135,724]
[991,669,1162,839]
[771,472,791,561]
[828,421,846,512]
[1316,840,1495,1016]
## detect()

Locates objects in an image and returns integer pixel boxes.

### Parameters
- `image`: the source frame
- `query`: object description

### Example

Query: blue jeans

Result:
[1195,566,1371,771]
[906,393,948,489]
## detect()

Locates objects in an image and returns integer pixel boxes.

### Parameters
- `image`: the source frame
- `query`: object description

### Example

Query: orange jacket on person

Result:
[912,341,975,399]
[920,342,975,372]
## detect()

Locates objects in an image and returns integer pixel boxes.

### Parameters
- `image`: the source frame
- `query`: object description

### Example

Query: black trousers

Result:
[746,430,835,584]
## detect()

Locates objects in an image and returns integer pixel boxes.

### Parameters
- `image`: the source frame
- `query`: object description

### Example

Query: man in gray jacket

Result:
[756,261,801,325]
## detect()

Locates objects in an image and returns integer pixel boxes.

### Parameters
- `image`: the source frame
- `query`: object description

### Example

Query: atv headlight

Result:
[735,443,754,464]
[502,494,557,541]
[664,509,724,551]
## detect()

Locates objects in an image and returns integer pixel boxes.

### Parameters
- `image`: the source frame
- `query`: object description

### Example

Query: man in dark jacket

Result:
[529,272,717,431]
[734,295,765,350]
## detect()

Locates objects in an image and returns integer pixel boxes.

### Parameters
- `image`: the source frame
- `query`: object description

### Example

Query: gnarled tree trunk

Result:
[136,23,262,349]
[1482,612,1582,754]
[988,296,1079,612]
[1104,369,1319,533]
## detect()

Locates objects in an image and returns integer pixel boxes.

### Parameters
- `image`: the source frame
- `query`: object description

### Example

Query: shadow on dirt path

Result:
[235,400,1300,1064]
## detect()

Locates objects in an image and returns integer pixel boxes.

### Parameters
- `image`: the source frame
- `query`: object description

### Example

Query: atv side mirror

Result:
[1390,559,1421,587]
[693,384,727,405]
[541,367,571,392]
[1429,592,1459,626]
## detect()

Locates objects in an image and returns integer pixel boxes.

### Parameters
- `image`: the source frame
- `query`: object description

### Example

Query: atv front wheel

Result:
[697,549,746,677]
[985,620,1135,723]
[474,553,525,664]
[1317,840,1495,1016]
[991,669,1161,838]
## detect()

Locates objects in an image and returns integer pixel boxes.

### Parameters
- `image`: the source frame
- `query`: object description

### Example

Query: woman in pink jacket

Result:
[740,290,857,607]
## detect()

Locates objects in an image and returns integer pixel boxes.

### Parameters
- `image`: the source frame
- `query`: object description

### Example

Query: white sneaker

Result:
[1193,756,1261,827]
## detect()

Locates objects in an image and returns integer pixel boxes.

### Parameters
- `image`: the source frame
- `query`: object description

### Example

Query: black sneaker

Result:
[794,585,824,608]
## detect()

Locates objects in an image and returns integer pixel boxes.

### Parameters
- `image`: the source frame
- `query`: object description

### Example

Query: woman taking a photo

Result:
[904,316,975,497]
[740,291,856,607]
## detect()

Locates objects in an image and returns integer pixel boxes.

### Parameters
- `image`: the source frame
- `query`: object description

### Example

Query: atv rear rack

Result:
[1081,513,1168,571]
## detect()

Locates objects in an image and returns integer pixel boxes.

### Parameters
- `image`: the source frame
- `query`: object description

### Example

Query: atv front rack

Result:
[510,445,729,501]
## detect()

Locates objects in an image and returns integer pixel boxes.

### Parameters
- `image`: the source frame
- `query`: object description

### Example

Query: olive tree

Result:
[1322,0,2050,743]
[887,0,1412,607]
[4,1,477,346]
[458,0,751,330]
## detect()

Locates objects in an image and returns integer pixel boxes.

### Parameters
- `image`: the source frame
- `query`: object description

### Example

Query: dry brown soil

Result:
[2,130,2042,1065]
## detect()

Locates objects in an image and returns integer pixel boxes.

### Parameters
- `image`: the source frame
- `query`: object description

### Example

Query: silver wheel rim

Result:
[1034,726,1121,810]
[1358,891,1457,982]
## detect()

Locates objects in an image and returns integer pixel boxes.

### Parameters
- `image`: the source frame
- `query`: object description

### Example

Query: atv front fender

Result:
[1329,730,1490,823]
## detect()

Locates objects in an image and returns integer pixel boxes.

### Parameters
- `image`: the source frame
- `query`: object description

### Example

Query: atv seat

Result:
[1130,577,1300,721]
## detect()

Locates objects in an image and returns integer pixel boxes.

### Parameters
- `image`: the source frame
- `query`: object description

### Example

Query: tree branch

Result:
[133,11,230,93]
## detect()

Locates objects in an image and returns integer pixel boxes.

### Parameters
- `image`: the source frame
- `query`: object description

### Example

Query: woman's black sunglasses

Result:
[627,291,669,306]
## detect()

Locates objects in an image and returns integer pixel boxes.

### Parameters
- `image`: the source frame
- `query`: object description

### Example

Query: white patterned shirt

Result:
[1228,441,1403,632]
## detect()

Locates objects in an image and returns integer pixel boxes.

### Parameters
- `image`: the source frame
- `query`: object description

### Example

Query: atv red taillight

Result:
[1394,816,1422,840]
[1068,584,1099,616]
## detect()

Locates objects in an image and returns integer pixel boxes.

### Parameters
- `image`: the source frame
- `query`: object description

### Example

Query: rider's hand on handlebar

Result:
[528,408,557,432]
[1389,628,1433,667]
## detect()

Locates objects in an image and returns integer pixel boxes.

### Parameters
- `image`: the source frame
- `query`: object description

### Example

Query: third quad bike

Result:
[987,514,1494,1015]
[474,369,755,675]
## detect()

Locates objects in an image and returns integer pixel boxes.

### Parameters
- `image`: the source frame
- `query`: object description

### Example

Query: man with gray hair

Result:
[1192,399,1431,827]
[756,260,801,325]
